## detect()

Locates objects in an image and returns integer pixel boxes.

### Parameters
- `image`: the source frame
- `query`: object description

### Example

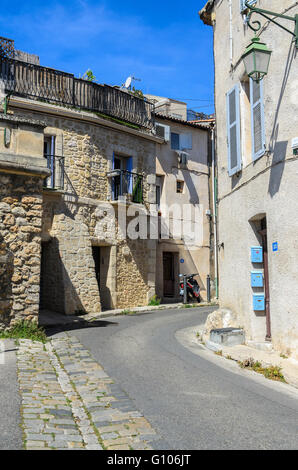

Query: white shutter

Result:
[250,78,265,161]
[180,133,192,150]
[226,84,241,176]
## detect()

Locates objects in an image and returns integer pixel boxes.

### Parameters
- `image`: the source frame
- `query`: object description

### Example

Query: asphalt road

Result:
[0,340,23,450]
[51,307,298,450]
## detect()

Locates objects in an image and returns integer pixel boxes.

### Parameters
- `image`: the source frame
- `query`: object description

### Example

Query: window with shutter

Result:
[180,133,192,150]
[226,85,241,176]
[250,78,265,161]
[171,133,180,150]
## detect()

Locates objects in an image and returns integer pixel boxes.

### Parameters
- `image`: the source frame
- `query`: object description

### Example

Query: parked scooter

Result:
[179,274,201,303]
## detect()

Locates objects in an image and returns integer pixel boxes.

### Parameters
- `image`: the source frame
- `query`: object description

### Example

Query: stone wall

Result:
[0,233,13,324]
[0,173,43,327]
[41,195,101,315]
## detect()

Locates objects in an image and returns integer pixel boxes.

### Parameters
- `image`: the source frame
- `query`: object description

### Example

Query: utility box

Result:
[251,271,264,287]
[251,246,263,263]
[253,294,265,311]
[210,328,245,347]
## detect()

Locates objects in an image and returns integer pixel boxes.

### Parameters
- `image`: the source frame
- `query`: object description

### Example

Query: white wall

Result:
[209,0,298,357]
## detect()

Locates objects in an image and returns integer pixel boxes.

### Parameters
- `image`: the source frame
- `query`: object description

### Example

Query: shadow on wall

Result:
[269,41,295,155]
[267,41,295,197]
[178,248,206,293]
[268,140,288,197]
[0,234,14,326]
[40,237,86,315]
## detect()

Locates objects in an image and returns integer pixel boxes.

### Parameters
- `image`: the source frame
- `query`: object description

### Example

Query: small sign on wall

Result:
[272,242,278,252]
[180,259,185,264]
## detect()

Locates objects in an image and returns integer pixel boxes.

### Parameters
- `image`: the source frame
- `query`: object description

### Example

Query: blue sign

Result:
[180,259,185,263]
[272,242,278,252]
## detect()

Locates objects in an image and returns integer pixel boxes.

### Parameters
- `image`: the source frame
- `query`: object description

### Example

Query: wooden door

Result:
[163,252,175,297]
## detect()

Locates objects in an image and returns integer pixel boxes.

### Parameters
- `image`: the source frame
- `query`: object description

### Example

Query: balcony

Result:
[44,154,65,191]
[107,169,143,204]
[0,58,155,130]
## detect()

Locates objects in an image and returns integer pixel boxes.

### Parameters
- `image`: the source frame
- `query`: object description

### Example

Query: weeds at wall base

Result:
[0,320,47,343]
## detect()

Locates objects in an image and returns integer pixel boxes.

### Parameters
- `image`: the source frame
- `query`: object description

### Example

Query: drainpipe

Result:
[211,126,218,299]
[229,0,233,67]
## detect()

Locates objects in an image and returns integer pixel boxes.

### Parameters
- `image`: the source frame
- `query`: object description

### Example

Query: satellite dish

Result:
[124,76,132,89]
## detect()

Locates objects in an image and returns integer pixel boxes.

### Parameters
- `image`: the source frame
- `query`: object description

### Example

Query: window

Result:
[112,154,133,199]
[176,180,184,194]
[44,136,55,159]
[171,133,180,150]
[171,132,192,150]
[227,79,265,175]
[156,176,163,209]
[44,136,56,188]
[226,84,241,176]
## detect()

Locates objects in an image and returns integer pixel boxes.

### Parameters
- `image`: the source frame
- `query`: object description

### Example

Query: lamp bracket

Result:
[245,1,298,48]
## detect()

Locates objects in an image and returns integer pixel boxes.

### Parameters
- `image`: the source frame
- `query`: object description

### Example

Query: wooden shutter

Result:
[250,78,265,161]
[226,84,241,176]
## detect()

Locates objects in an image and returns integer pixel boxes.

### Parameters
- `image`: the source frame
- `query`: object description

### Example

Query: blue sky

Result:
[0,0,214,113]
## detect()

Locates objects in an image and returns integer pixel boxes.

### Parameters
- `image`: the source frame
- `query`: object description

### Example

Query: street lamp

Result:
[241,36,272,82]
[241,1,298,81]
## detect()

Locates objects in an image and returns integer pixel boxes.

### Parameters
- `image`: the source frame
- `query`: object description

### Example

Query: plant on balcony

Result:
[81,69,97,82]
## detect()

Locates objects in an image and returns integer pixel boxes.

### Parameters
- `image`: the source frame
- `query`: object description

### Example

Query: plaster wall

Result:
[210,0,298,357]
[155,118,212,301]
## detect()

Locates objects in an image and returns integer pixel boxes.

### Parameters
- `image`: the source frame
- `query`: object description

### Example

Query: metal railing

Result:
[0,58,155,129]
[44,154,65,190]
[107,169,143,203]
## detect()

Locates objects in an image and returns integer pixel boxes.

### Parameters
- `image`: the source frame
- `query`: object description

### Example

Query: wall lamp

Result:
[241,1,298,81]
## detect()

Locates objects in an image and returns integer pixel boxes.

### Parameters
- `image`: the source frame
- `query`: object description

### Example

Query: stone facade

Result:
[0,98,160,324]
[0,174,43,325]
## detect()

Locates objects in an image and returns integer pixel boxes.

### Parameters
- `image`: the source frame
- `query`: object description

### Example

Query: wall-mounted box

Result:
[251,271,264,288]
[253,294,265,311]
[251,246,263,263]
[292,137,298,156]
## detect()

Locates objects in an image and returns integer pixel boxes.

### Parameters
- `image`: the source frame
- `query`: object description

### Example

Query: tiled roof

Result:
[155,113,212,131]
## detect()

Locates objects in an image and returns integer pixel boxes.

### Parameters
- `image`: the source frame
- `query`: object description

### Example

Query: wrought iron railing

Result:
[44,154,65,190]
[0,58,155,129]
[107,169,143,203]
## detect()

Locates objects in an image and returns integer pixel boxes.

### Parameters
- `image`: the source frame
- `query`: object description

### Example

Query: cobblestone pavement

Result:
[17,334,158,450]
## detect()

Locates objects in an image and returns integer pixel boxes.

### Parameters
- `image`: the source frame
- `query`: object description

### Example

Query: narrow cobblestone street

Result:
[17,335,157,450]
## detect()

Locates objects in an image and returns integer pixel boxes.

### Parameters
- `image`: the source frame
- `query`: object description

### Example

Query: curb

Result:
[40,303,219,327]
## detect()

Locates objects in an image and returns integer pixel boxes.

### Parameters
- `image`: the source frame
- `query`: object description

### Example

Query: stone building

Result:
[0,48,162,326]
[154,113,214,302]
[200,1,298,358]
